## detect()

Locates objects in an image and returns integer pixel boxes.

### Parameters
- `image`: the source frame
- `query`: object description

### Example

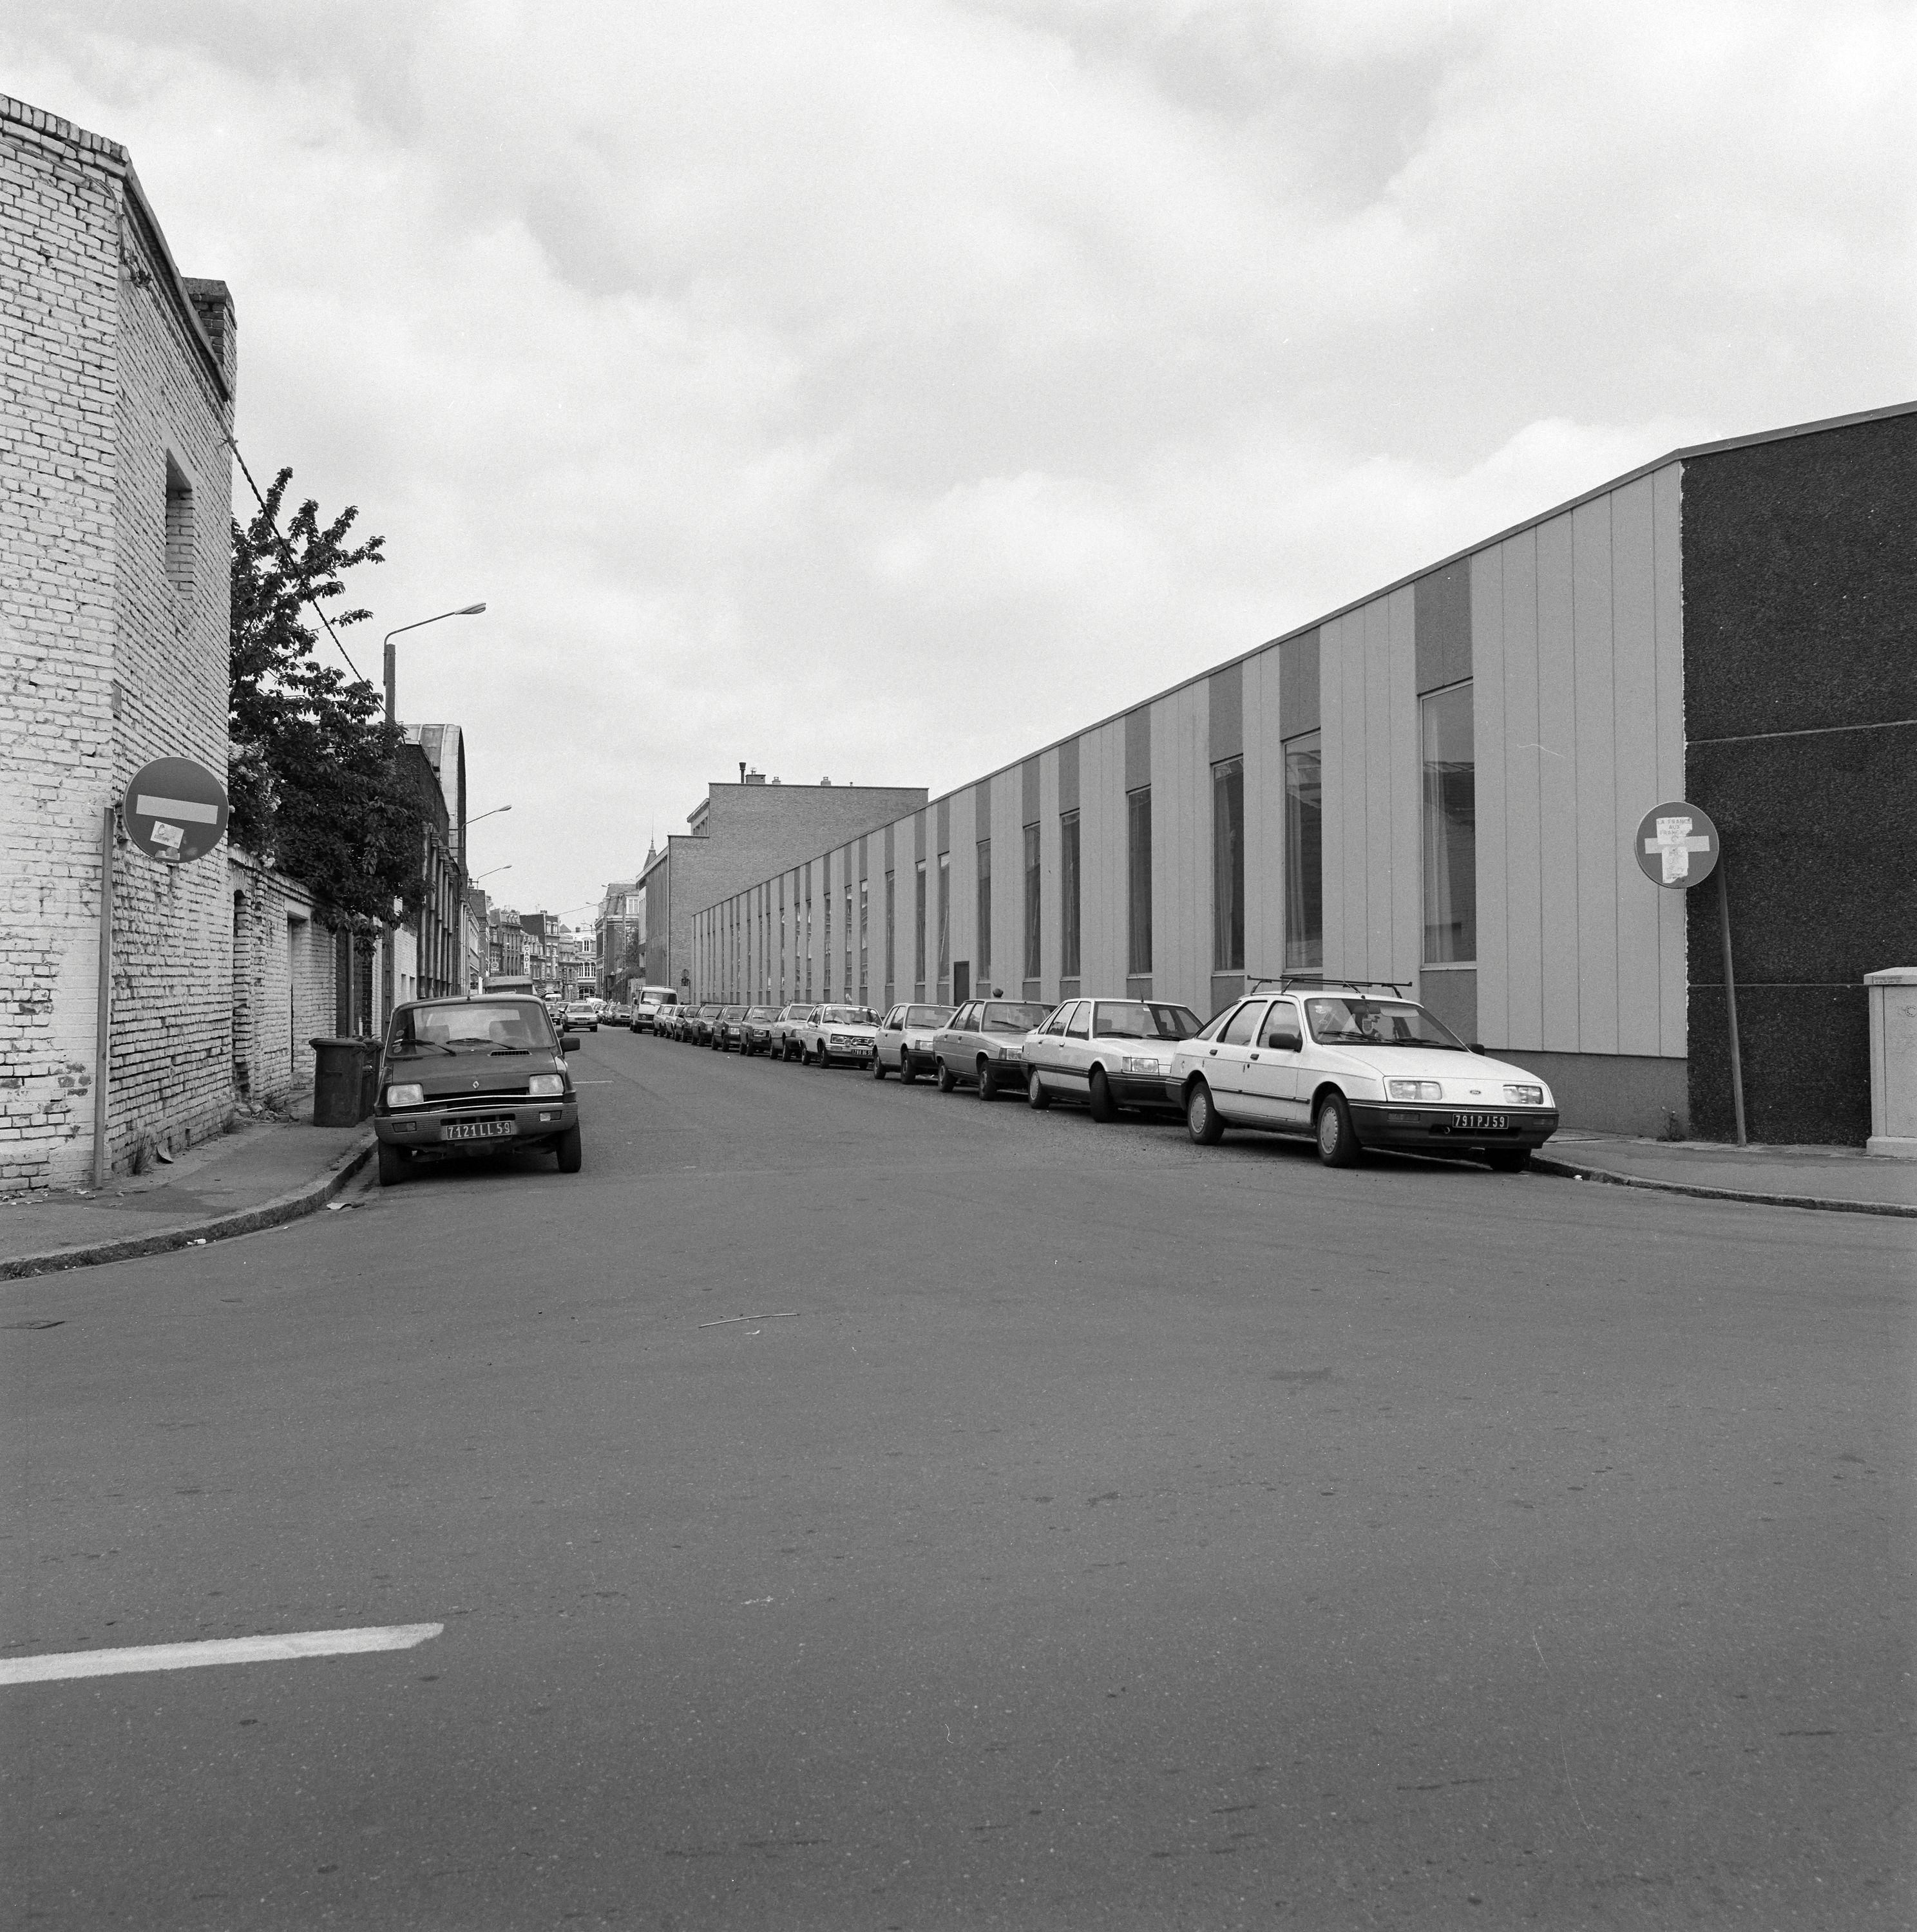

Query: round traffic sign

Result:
[123,756,230,865]
[1634,799,1720,890]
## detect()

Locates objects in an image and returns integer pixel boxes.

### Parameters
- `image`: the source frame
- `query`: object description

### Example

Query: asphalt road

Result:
[3,1028,1911,1929]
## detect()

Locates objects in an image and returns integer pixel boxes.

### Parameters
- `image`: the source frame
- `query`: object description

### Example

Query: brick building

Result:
[637,777,928,1002]
[1,96,238,1189]
[229,850,335,1110]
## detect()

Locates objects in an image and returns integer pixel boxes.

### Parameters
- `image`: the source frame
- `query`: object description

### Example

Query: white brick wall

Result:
[1,97,236,1188]
[229,850,336,1108]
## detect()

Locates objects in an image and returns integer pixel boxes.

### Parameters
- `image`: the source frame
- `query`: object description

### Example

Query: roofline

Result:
[917,396,1917,813]
[2,97,230,403]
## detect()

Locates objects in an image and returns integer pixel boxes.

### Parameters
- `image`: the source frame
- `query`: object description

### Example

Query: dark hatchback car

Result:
[372,995,582,1186]
[687,1001,725,1045]
[739,1006,781,1055]
[711,1004,749,1051]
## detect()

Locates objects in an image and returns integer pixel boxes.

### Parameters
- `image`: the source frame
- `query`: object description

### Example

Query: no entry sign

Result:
[124,756,230,865]
[1634,800,1720,889]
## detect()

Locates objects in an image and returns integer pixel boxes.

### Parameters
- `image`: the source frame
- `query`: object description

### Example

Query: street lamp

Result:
[471,864,511,883]
[383,602,486,725]
[467,804,512,829]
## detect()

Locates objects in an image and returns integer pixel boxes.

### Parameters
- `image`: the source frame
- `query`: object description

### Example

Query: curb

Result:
[0,1133,379,1282]
[1531,1154,1917,1218]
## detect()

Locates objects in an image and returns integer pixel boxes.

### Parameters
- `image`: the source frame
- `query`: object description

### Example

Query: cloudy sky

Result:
[8,1,1911,924]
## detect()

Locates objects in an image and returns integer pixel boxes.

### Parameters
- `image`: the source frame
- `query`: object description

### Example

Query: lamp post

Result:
[383,603,486,726]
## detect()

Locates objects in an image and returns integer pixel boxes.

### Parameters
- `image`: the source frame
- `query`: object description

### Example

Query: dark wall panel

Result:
[1208,661,1243,763]
[1279,630,1320,738]
[1125,707,1151,791]
[1682,412,1917,1144]
[1058,737,1080,814]
[1022,755,1040,824]
[936,797,949,853]
[1414,562,1473,694]
[1684,413,1916,739]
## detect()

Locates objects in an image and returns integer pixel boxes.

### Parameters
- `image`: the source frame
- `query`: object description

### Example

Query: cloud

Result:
[4,0,1910,916]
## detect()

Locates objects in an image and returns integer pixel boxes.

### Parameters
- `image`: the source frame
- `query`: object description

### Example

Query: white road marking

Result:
[0,1622,443,1686]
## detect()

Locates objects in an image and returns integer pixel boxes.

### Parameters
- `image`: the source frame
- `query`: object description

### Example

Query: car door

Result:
[1028,1003,1073,1086]
[934,1003,973,1068]
[1053,1000,1092,1092]
[1237,999,1307,1126]
[878,1005,904,1068]
[1194,999,1266,1118]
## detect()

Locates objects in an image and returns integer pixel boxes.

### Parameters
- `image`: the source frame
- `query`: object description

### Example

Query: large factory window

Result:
[1060,811,1082,980]
[1284,736,1322,969]
[1127,788,1153,976]
[1421,683,1476,964]
[1212,756,1244,972]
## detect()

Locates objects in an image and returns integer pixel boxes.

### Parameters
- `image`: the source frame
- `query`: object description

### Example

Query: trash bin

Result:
[311,1037,377,1128]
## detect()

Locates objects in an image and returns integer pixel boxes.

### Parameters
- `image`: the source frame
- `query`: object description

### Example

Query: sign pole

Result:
[1717,862,1748,1147]
[92,802,115,1188]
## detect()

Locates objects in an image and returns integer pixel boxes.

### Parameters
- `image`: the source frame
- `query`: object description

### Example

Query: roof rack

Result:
[1245,972,1413,998]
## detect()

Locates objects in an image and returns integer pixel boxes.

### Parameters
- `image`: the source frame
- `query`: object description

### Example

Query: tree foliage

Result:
[229,470,425,931]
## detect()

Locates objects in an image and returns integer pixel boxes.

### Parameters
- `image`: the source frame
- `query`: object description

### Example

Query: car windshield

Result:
[390,1000,549,1056]
[746,1007,775,1020]
[818,1007,870,1025]
[981,1003,1051,1034]
[1092,1001,1203,1041]
[1305,997,1465,1049]
[906,1006,952,1027]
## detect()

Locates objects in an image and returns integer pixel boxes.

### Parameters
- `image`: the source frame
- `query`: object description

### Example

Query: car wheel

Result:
[1088,1067,1118,1123]
[899,1057,917,1085]
[936,1059,957,1094]
[871,1054,886,1080]
[1027,1069,1051,1110]
[977,1059,998,1101]
[1485,1148,1531,1173]
[377,1142,409,1187]
[1315,1092,1360,1168]
[555,1125,584,1173]
[1185,1079,1223,1144]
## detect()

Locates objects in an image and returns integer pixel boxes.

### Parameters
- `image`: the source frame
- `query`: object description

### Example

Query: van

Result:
[631,985,680,1034]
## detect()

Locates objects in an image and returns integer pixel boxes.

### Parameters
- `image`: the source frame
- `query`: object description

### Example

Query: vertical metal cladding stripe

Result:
[1413,562,1473,696]
[1022,754,1040,825]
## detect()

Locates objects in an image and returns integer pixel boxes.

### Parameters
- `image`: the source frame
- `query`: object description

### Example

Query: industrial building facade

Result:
[691,404,1914,1145]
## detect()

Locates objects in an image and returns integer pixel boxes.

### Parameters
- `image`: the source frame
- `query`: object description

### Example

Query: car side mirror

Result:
[560,1034,582,1052]
[1469,1042,1486,1054]
[1266,1030,1301,1052]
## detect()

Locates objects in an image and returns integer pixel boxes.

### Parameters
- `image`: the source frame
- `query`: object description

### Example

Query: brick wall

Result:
[229,850,335,1107]
[0,97,235,1189]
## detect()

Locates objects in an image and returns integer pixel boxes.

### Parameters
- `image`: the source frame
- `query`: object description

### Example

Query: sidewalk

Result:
[1536,1130,1917,1217]
[0,1114,376,1280]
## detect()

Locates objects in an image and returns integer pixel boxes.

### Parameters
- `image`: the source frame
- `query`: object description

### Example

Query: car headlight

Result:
[998,1045,1023,1059]
[1121,1055,1163,1075]
[1386,1079,1442,1102]
[385,1083,424,1109]
[527,1074,564,1098]
[1503,1084,1546,1106]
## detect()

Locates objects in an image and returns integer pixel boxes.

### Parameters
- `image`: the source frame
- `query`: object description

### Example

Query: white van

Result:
[631,985,680,1034]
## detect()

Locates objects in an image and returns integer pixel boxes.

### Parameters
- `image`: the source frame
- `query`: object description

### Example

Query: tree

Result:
[229,470,426,931]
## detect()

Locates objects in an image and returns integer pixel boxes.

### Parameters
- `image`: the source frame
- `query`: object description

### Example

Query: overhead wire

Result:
[227,435,369,685]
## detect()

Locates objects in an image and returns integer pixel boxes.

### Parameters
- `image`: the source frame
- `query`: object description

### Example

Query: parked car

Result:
[687,1001,725,1046]
[740,1006,781,1055]
[772,1004,819,1060]
[794,1004,880,1068]
[632,987,679,1033]
[372,994,582,1185]
[711,1004,749,1051]
[1170,981,1559,1170]
[929,999,1054,1099]
[564,999,600,1033]
[872,1003,954,1081]
[1022,998,1203,1120]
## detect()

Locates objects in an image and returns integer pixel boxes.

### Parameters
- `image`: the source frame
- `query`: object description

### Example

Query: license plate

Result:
[1451,1112,1508,1131]
[443,1119,517,1142]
